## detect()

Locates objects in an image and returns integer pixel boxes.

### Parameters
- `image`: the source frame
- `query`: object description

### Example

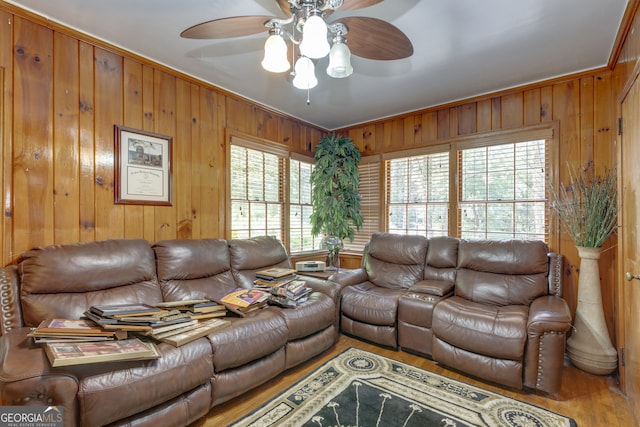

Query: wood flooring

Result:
[193,335,638,426]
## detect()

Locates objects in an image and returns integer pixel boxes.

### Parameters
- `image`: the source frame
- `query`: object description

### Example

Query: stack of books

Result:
[148,317,231,347]
[254,267,297,287]
[267,279,313,308]
[217,288,271,316]
[154,299,227,320]
[83,303,195,334]
[29,318,125,343]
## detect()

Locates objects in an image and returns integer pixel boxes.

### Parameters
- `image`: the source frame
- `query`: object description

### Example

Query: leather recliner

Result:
[431,239,572,393]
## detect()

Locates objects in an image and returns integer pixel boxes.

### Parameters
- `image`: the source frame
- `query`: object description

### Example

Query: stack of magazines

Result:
[267,279,313,308]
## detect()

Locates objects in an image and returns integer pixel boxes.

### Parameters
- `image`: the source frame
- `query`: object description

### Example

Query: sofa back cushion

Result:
[424,236,458,283]
[153,238,237,301]
[19,239,161,327]
[365,232,428,289]
[228,236,292,289]
[455,239,549,306]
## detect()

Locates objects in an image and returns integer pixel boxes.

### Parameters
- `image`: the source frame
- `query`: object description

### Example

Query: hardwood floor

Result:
[193,335,637,426]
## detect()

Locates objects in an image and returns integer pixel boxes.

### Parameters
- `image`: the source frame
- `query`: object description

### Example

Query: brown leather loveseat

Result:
[0,236,340,426]
[331,232,572,394]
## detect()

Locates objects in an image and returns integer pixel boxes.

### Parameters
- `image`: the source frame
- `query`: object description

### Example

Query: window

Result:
[289,156,322,253]
[383,126,555,243]
[385,151,450,237]
[344,157,382,252]
[229,139,286,240]
[458,139,547,240]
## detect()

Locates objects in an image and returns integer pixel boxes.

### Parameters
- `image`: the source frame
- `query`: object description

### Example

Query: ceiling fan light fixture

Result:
[261,30,290,73]
[326,38,353,78]
[299,14,330,59]
[292,56,318,89]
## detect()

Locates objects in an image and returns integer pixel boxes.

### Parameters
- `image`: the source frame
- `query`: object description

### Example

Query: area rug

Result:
[230,347,576,427]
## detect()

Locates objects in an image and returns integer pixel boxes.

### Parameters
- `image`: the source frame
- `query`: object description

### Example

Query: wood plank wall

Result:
[336,71,620,342]
[0,7,323,265]
[0,3,625,345]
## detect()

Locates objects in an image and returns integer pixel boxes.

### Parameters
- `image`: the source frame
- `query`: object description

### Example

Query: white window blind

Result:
[385,151,450,237]
[229,142,285,240]
[458,139,548,240]
[289,156,322,253]
[343,157,381,252]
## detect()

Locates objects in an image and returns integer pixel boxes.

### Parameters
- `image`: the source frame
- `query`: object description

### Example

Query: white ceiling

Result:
[6,0,629,130]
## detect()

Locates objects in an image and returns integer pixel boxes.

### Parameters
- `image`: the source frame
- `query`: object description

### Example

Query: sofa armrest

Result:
[0,266,25,335]
[327,268,369,289]
[527,295,572,333]
[524,295,572,394]
[408,280,454,297]
[0,327,80,410]
[299,276,342,301]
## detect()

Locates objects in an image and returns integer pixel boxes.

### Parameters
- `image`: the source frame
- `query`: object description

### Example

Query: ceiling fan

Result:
[180,0,413,91]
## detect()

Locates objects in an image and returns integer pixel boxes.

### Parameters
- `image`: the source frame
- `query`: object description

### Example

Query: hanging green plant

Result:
[310,133,363,244]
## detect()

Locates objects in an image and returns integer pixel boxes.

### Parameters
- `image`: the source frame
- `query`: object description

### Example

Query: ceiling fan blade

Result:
[339,0,384,11]
[336,17,413,60]
[181,16,274,39]
[276,0,293,17]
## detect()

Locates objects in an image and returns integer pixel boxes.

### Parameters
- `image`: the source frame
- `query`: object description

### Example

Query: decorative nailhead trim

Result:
[0,268,14,332]
[12,393,55,405]
[551,253,562,297]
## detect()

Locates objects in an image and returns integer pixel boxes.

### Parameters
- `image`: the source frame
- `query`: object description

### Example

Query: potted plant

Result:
[310,133,363,270]
[549,162,618,375]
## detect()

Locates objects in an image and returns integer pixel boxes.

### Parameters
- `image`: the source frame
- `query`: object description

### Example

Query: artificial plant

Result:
[310,133,363,246]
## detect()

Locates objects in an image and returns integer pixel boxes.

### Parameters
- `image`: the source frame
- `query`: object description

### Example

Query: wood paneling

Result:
[0,5,323,265]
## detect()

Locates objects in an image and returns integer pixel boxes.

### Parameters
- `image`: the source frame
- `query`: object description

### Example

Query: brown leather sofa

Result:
[331,232,572,394]
[0,236,340,427]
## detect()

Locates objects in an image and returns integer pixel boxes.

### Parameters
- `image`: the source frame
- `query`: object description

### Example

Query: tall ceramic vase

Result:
[566,246,617,375]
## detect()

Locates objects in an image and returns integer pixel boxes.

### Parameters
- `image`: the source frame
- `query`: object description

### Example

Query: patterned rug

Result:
[230,348,576,427]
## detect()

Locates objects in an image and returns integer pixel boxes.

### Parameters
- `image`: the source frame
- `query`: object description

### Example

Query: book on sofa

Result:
[153,318,231,347]
[89,303,164,318]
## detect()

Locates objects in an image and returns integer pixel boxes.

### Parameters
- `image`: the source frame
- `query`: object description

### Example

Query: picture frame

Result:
[114,125,173,206]
[43,338,161,367]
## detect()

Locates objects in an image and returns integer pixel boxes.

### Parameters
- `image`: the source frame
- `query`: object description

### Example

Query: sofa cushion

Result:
[365,232,428,289]
[153,239,236,301]
[206,309,288,372]
[455,240,549,306]
[19,239,161,326]
[341,282,405,325]
[76,339,213,427]
[432,295,528,361]
[228,236,292,289]
[274,292,335,341]
[424,236,458,283]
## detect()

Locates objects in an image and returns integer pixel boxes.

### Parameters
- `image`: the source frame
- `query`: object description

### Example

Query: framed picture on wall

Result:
[114,125,173,206]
